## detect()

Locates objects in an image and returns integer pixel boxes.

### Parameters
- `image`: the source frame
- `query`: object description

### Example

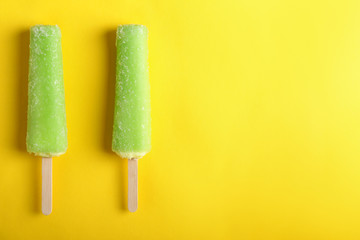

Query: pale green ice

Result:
[112,25,151,159]
[26,25,67,157]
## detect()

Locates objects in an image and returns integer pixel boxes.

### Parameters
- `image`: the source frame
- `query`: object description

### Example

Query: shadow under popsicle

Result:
[17,29,41,214]
[104,30,127,211]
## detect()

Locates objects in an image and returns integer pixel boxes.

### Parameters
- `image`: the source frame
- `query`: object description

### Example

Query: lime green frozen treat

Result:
[112,25,151,159]
[26,25,67,157]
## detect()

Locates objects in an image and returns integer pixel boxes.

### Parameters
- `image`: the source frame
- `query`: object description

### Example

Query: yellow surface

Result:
[1,0,360,239]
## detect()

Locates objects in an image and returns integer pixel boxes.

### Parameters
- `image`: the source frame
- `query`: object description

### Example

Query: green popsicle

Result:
[26,25,67,157]
[112,25,151,159]
[112,24,151,212]
[26,25,67,216]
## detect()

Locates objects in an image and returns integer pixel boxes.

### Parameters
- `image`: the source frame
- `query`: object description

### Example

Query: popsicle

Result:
[112,24,151,212]
[27,25,67,215]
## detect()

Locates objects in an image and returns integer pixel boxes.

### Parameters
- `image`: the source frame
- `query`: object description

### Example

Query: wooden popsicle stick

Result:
[42,157,52,215]
[128,158,138,212]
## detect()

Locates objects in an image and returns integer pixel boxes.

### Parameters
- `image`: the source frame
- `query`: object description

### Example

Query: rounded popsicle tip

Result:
[30,25,61,37]
[117,24,148,29]
[116,24,148,42]
[31,24,60,28]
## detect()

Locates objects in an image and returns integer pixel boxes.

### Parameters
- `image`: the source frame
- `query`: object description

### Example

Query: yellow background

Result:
[1,0,360,239]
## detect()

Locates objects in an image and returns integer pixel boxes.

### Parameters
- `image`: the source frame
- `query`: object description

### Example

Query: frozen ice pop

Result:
[27,25,67,157]
[26,25,67,215]
[112,25,151,212]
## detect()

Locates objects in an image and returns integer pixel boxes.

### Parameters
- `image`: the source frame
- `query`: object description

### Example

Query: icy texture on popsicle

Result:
[26,25,67,157]
[112,25,151,159]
